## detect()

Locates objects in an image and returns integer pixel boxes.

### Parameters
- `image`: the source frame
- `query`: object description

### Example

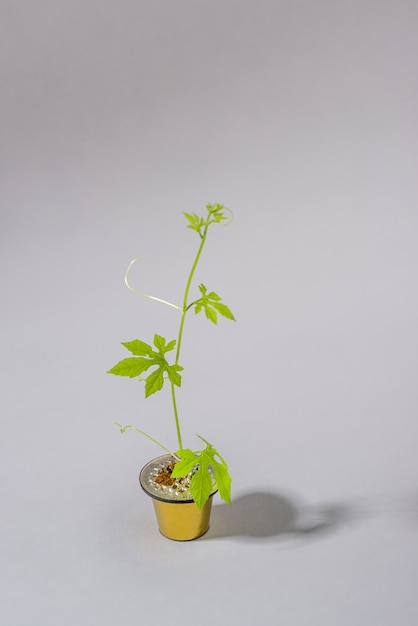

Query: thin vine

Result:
[108,203,235,510]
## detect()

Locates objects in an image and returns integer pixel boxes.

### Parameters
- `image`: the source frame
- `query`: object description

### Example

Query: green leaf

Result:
[107,357,153,378]
[206,203,228,224]
[153,334,177,355]
[183,211,205,233]
[183,211,196,226]
[211,457,232,505]
[211,301,235,321]
[193,284,235,325]
[165,339,176,353]
[153,334,166,352]
[144,368,164,397]
[172,438,232,509]
[171,449,198,477]
[166,363,183,387]
[121,339,153,356]
[109,335,183,398]
[196,437,232,506]
[205,305,218,324]
[189,464,214,511]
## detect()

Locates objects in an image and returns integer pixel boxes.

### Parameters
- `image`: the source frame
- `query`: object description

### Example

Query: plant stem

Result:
[171,221,210,450]
[175,227,208,365]
[170,382,183,450]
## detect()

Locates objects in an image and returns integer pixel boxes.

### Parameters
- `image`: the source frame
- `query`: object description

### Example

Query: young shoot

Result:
[108,203,235,510]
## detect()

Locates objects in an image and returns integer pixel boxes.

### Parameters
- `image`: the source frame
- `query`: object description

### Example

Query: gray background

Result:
[1,1,418,624]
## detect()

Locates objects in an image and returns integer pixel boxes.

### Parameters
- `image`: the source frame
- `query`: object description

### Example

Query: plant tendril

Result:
[113,421,180,460]
[217,206,234,227]
[124,258,182,312]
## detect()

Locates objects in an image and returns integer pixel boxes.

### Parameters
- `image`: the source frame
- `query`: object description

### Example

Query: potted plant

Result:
[108,203,235,540]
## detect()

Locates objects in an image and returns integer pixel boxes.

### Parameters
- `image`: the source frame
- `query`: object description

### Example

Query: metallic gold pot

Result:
[139,454,217,541]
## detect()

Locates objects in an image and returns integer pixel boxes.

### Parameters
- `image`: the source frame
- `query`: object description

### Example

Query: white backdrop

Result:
[1,1,418,624]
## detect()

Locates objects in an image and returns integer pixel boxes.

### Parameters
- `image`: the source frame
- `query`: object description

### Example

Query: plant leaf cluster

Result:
[172,437,232,511]
[191,283,235,324]
[107,334,183,398]
[183,203,229,238]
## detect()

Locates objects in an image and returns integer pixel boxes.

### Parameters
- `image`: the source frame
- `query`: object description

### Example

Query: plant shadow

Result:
[205,491,352,542]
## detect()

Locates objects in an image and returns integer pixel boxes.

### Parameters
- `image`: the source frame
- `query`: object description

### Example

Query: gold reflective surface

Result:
[152,496,214,541]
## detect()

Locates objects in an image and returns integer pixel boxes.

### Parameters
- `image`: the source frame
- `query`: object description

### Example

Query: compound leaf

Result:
[193,284,235,325]
[108,335,182,398]
[172,438,232,509]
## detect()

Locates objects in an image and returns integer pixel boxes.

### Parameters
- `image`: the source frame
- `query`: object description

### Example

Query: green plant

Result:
[108,203,235,510]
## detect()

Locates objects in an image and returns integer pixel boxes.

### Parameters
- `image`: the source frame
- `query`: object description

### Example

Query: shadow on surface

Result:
[205,491,351,541]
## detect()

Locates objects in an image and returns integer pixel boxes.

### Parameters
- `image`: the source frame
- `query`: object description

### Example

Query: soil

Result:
[154,462,177,487]
[153,461,195,494]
